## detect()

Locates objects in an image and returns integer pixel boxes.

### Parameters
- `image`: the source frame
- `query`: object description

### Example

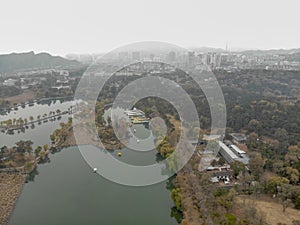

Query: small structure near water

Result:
[124,108,149,125]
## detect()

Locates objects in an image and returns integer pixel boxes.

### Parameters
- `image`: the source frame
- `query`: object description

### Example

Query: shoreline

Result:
[58,125,125,151]
[1,144,180,225]
[0,140,174,225]
[3,174,27,225]
[0,95,75,114]
[0,173,27,225]
[0,120,170,225]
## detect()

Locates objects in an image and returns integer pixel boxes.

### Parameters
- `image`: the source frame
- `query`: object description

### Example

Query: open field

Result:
[236,195,300,225]
[4,90,35,105]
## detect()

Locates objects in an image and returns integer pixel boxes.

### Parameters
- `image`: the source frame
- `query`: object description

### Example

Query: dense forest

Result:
[95,67,300,224]
[99,68,299,144]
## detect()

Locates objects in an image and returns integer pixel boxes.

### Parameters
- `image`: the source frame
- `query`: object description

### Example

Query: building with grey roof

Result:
[218,141,249,165]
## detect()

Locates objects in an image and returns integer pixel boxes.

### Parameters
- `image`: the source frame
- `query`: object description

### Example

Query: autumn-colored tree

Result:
[286,167,299,184]
[285,145,300,165]
[15,140,33,153]
[43,144,49,152]
[34,146,42,157]
[267,176,289,194]
[278,184,293,212]
[157,136,174,158]
[246,132,259,150]
[230,161,246,178]
[249,153,264,181]
[50,133,56,143]
[171,188,183,211]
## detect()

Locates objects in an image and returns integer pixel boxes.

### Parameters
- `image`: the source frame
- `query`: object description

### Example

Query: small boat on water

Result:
[93,168,97,173]
[118,152,122,157]
[137,139,140,143]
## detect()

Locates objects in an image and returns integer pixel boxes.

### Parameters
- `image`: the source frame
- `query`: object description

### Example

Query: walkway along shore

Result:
[0,173,26,225]
[0,111,72,134]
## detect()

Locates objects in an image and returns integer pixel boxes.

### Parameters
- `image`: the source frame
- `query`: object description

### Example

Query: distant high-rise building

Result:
[132,52,141,61]
[206,52,222,69]
[206,52,213,65]
[196,53,207,65]
[188,51,196,67]
[215,54,222,68]
[226,42,229,52]
[118,52,129,60]
[166,51,176,62]
[149,54,155,61]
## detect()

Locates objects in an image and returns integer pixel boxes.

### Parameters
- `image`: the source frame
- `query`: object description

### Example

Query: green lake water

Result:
[2,101,179,225]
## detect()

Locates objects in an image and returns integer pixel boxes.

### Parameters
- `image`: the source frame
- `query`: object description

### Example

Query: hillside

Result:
[240,48,300,56]
[0,51,81,73]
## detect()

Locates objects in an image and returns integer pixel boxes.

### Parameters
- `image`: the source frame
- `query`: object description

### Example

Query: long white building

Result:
[218,141,249,165]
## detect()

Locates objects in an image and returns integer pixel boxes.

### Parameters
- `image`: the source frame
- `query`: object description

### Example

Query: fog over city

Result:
[1,0,300,55]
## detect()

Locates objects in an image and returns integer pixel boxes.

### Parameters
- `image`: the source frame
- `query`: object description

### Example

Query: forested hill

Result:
[0,51,81,73]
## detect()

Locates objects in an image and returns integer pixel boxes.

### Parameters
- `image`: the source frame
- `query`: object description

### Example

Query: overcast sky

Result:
[1,0,300,56]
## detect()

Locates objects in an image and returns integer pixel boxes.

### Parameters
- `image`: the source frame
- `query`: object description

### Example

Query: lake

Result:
[0,99,75,148]
[2,100,179,225]
[8,146,178,225]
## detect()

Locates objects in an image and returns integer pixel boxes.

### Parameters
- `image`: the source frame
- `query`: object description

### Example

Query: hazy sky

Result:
[1,0,300,56]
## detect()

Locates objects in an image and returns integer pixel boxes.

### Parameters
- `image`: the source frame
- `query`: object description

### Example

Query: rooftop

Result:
[230,145,246,154]
[218,141,239,160]
[230,133,247,141]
